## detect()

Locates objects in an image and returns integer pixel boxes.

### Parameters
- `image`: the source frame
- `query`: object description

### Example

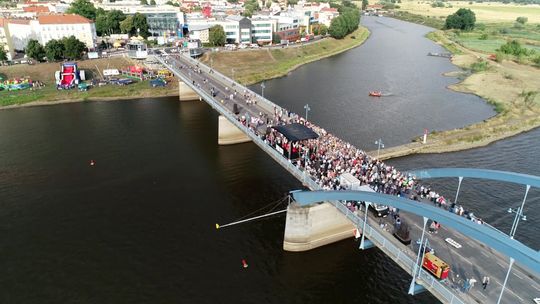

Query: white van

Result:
[358,185,389,217]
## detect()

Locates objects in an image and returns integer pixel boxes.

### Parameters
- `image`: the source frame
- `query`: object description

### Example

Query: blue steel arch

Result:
[407,168,540,188]
[290,190,540,275]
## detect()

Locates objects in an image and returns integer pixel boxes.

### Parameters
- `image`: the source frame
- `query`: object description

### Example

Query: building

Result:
[187,15,275,44]
[36,14,97,49]
[318,7,338,27]
[0,18,13,60]
[250,16,276,44]
[188,24,211,43]
[6,19,36,51]
[2,14,97,54]
[97,4,186,37]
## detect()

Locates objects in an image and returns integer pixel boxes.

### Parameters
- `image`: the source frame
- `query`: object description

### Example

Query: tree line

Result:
[67,0,150,38]
[26,36,87,62]
[328,6,360,39]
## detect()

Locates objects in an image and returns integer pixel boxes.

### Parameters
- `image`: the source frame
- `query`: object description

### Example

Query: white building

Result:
[4,14,97,52]
[96,4,186,37]
[318,7,339,27]
[188,24,211,43]
[36,15,97,49]
[6,19,38,51]
[0,18,13,60]
[250,16,276,44]
[187,15,275,44]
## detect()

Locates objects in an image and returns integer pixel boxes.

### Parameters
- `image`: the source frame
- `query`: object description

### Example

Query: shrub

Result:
[470,60,489,72]
[444,8,476,31]
[499,28,509,34]
[498,40,530,56]
[479,33,488,40]
[516,16,528,24]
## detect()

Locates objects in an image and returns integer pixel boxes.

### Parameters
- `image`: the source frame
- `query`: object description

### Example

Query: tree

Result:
[140,0,148,5]
[362,0,368,10]
[26,39,45,61]
[0,46,7,62]
[209,25,226,46]
[329,17,348,39]
[62,36,87,60]
[516,16,528,24]
[444,8,476,31]
[66,0,97,20]
[45,39,65,61]
[319,24,328,36]
[120,16,134,35]
[272,33,281,44]
[132,13,150,38]
[96,10,126,35]
[150,0,156,5]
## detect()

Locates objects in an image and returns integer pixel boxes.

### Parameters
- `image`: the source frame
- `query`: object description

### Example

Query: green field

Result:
[0,80,176,107]
[448,23,540,55]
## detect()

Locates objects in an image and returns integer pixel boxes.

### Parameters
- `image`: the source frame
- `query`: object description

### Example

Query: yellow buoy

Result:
[216,223,220,229]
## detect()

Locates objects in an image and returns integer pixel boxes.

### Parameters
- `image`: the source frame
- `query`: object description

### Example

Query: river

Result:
[0,17,537,303]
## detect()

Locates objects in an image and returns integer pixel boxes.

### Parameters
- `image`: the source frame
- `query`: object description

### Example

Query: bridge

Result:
[154,52,539,303]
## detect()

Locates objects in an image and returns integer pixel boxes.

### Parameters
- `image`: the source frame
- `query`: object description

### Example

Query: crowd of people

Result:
[167,53,483,227]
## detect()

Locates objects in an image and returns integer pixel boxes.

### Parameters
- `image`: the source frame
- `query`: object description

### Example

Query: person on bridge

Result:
[482,276,490,289]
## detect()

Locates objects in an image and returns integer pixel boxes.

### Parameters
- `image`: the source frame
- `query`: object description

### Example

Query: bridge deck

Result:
[155,52,538,304]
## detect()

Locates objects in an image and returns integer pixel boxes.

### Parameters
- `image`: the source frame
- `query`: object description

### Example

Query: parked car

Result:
[150,78,167,87]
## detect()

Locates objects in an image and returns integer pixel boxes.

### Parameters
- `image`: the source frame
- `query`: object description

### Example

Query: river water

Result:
[0,17,537,303]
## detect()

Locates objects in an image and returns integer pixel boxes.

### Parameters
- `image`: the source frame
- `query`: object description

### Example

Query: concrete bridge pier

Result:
[283,202,355,251]
[218,115,251,145]
[179,81,200,101]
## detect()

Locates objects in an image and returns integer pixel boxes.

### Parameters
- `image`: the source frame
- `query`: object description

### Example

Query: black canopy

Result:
[272,123,319,142]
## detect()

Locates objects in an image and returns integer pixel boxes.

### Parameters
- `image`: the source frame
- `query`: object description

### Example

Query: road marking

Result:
[496,261,505,268]
[477,293,487,298]
[534,285,540,292]
[481,251,490,258]
[513,272,524,280]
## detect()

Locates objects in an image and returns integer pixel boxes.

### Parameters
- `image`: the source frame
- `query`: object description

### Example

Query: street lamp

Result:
[496,184,530,304]
[375,138,384,158]
[508,207,527,238]
[231,68,235,81]
[261,82,266,98]
[210,57,213,69]
[304,104,311,121]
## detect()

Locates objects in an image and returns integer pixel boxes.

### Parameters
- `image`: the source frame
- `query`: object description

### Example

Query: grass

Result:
[391,11,445,29]
[396,1,540,23]
[0,80,177,107]
[201,27,370,85]
[0,57,178,107]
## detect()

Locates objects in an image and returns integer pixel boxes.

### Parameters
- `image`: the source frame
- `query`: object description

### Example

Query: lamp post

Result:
[496,184,530,304]
[304,104,311,121]
[261,81,266,98]
[210,57,213,69]
[231,68,235,81]
[375,138,384,158]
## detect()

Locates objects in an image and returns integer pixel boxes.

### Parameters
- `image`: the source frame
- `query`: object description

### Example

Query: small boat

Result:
[369,91,382,97]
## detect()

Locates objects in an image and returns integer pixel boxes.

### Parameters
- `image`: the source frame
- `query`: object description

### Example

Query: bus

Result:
[127,41,148,60]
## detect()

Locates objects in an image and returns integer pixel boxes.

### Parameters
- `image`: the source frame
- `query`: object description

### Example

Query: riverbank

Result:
[199,27,370,85]
[367,16,540,160]
[0,57,178,109]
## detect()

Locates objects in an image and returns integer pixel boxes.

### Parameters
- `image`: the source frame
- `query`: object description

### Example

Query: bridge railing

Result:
[330,199,465,304]
[177,52,285,116]
[158,55,465,304]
